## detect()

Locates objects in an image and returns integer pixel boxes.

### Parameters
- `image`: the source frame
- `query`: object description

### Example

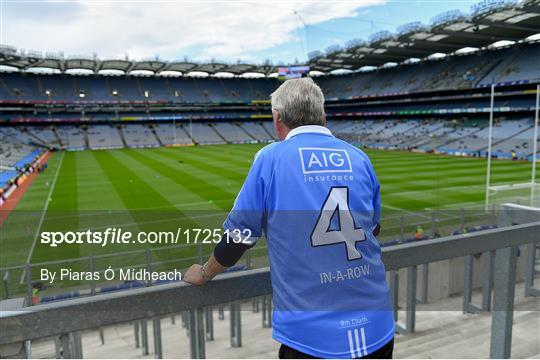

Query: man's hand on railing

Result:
[183,264,208,286]
[183,254,227,286]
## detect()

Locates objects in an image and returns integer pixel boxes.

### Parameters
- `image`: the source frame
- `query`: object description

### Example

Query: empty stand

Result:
[153,123,193,145]
[212,122,253,143]
[239,122,274,142]
[1,43,537,102]
[87,125,124,149]
[121,124,160,148]
[56,125,87,150]
[188,123,226,144]
[261,122,277,140]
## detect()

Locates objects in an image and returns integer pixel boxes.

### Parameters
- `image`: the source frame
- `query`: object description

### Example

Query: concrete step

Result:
[397,311,538,358]
[28,282,539,358]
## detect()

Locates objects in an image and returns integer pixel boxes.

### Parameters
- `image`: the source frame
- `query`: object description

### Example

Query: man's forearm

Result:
[213,234,255,267]
[203,234,255,279]
[202,253,228,279]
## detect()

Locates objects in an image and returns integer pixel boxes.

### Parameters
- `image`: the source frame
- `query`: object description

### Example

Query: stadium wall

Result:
[392,245,527,303]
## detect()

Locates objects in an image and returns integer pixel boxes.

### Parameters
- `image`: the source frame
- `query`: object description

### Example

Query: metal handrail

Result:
[1,221,538,347]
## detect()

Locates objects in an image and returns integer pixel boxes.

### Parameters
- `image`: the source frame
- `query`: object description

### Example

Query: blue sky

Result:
[2,0,480,65]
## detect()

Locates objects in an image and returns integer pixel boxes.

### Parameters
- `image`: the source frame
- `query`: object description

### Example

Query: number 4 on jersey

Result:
[311,187,366,261]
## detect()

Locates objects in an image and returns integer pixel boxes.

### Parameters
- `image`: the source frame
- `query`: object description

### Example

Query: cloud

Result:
[2,0,386,63]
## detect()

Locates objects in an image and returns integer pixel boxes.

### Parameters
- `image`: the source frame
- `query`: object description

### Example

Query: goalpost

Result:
[485,83,540,210]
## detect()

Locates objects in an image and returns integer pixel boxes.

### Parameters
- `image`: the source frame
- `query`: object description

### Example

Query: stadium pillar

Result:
[463,255,475,313]
[141,319,149,355]
[188,307,206,359]
[23,340,31,359]
[230,301,242,347]
[481,251,494,311]
[153,317,162,359]
[56,332,82,359]
[484,84,495,211]
[463,253,494,314]
[134,321,140,348]
[181,311,188,329]
[395,266,417,334]
[416,264,428,304]
[70,332,83,358]
[490,246,517,358]
[205,307,214,341]
[489,205,526,358]
[59,334,72,358]
[524,243,540,297]
[184,311,191,336]
[405,266,416,333]
[99,328,105,345]
[252,297,259,313]
[54,337,62,357]
[218,305,225,320]
[531,84,539,205]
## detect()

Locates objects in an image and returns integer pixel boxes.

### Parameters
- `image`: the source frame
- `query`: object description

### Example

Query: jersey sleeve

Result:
[222,149,268,244]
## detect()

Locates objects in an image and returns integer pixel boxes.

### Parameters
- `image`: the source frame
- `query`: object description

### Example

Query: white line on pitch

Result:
[381,203,432,219]
[20,152,64,284]
[40,198,236,222]
[59,212,225,234]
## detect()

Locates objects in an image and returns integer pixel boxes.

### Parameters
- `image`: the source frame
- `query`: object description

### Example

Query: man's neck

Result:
[284,125,332,140]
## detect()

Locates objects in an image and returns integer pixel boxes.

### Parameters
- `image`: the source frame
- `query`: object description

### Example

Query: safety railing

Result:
[0,204,538,358]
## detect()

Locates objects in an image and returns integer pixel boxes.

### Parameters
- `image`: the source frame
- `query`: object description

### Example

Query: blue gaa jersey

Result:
[224,125,394,358]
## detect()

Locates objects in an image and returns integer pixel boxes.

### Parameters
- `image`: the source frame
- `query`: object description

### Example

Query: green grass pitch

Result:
[0,144,537,296]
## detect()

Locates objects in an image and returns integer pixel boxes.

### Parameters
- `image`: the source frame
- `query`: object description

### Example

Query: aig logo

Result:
[299,148,352,174]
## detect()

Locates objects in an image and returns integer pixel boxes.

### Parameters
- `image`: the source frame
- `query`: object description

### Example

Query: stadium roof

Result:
[1,0,539,76]
[308,0,540,72]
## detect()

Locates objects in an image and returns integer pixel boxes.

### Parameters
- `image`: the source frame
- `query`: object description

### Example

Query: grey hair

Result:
[270,77,325,129]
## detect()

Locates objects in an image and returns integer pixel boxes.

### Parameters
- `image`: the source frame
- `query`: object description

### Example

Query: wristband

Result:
[200,262,213,281]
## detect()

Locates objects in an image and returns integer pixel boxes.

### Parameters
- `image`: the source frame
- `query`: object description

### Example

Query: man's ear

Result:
[273,110,282,129]
[272,110,288,141]
[272,109,280,124]
[322,113,327,127]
